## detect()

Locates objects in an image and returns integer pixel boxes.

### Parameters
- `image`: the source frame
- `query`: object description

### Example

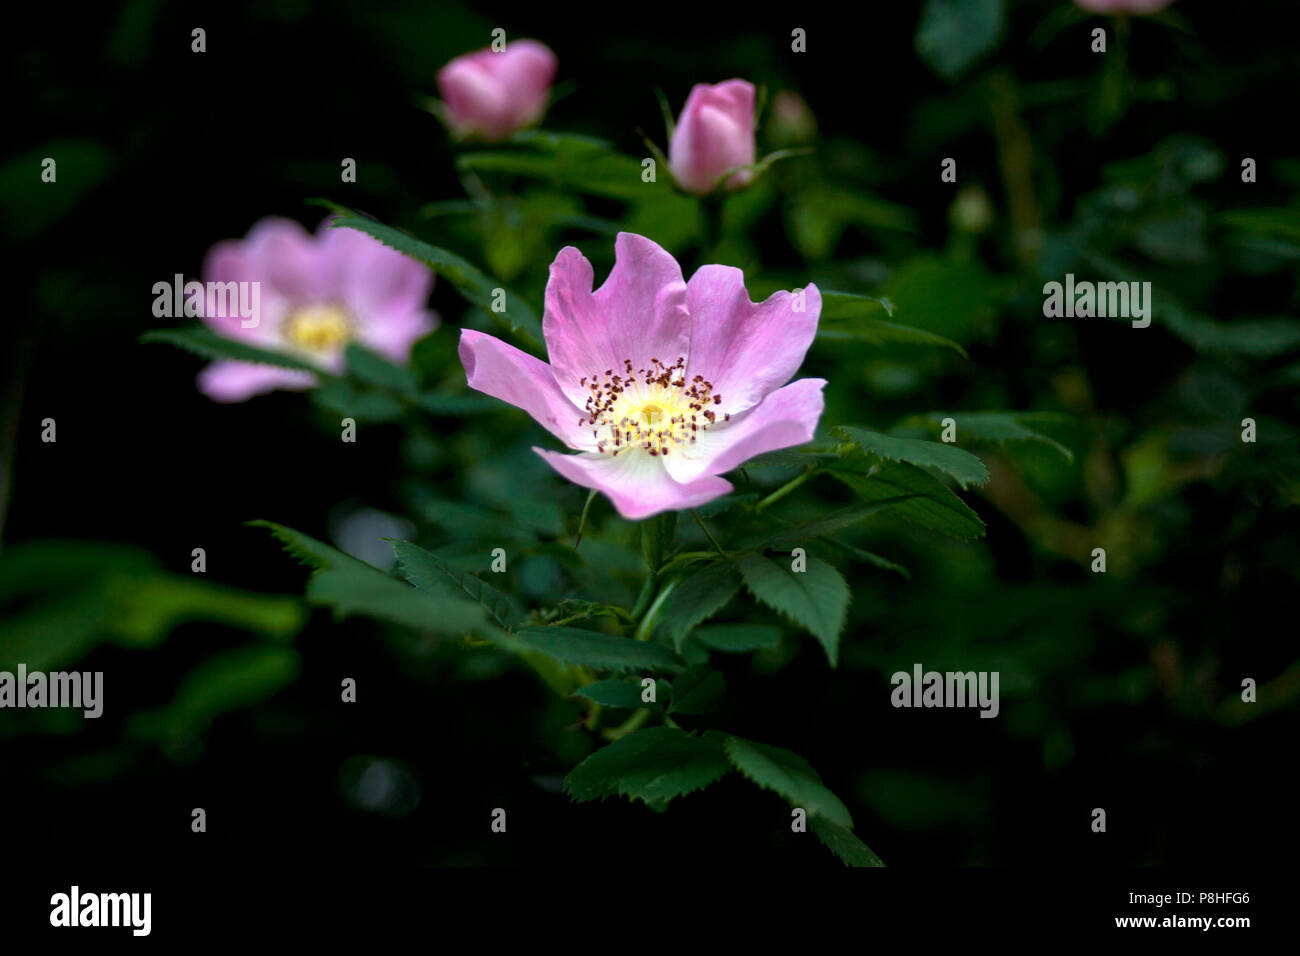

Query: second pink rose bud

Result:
[668,79,757,196]
[436,39,558,142]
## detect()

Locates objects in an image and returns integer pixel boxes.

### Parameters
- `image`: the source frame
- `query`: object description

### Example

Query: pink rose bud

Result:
[1074,0,1173,12]
[668,79,756,196]
[436,39,558,142]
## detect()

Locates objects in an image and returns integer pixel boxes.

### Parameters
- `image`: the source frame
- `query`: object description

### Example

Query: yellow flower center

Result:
[283,305,351,354]
[579,357,729,457]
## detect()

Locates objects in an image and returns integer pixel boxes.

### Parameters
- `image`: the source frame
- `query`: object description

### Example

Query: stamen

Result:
[283,304,351,354]
[579,356,725,458]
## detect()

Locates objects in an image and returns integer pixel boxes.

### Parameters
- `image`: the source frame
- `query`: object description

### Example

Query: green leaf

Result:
[757,500,922,549]
[789,190,919,260]
[724,735,853,827]
[252,521,487,635]
[564,726,730,806]
[317,203,542,345]
[691,624,781,654]
[457,134,666,202]
[910,411,1074,462]
[249,519,362,571]
[414,497,503,539]
[810,817,886,867]
[1,139,112,240]
[107,575,304,647]
[515,626,684,672]
[828,454,986,541]
[655,561,743,653]
[669,666,726,715]
[345,343,418,395]
[831,425,990,488]
[0,542,304,671]
[816,293,968,356]
[0,586,117,672]
[741,448,838,472]
[142,328,319,373]
[821,539,911,580]
[1162,311,1300,358]
[308,566,487,635]
[916,0,1005,81]
[128,645,301,741]
[815,323,969,356]
[573,679,657,710]
[879,255,1002,344]
[820,290,897,319]
[737,555,850,666]
[311,380,406,422]
[391,540,523,630]
[415,392,501,416]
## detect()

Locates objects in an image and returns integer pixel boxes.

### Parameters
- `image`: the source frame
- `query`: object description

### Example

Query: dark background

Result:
[3,0,1298,871]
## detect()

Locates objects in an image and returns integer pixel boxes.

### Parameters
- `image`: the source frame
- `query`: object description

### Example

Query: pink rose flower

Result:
[1075,0,1173,13]
[458,233,825,519]
[668,80,757,196]
[436,39,558,142]
[197,217,437,402]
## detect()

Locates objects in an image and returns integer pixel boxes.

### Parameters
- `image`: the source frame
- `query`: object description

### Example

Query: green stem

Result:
[574,488,598,548]
[629,573,658,621]
[698,194,725,263]
[633,578,677,642]
[603,707,652,741]
[756,466,818,512]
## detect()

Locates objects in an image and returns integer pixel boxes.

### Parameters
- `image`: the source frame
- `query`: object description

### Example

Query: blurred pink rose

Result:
[436,39,558,142]
[197,217,436,402]
[668,80,757,196]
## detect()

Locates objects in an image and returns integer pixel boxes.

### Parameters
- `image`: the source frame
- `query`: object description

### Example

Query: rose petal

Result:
[437,57,514,139]
[661,377,826,484]
[199,239,289,343]
[543,233,690,407]
[685,268,820,415]
[310,219,435,324]
[491,39,557,127]
[459,329,592,449]
[197,361,316,403]
[359,309,438,363]
[534,447,733,520]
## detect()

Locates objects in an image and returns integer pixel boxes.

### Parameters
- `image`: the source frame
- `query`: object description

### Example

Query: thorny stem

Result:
[691,509,727,557]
